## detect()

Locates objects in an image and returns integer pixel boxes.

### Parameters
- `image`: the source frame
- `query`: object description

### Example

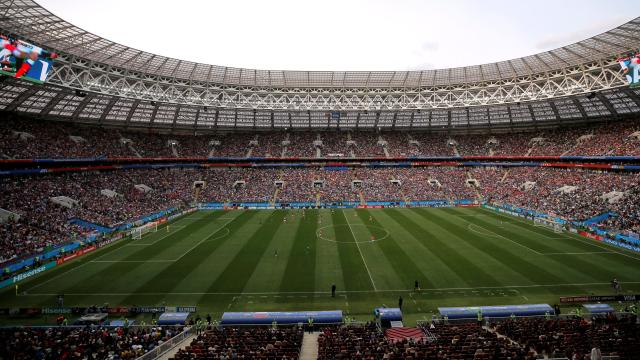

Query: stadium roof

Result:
[1,0,639,88]
[0,0,639,130]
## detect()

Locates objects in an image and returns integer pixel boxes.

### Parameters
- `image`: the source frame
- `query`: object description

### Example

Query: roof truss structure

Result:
[0,0,639,130]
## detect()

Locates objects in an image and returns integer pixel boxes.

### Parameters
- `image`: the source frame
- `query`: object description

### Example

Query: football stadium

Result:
[0,1,640,359]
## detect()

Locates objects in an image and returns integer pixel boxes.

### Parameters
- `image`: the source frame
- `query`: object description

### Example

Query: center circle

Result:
[316,224,390,243]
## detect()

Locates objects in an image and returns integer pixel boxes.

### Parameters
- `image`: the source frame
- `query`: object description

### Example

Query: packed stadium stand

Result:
[0,325,181,359]
[171,327,303,360]
[2,163,640,265]
[2,117,639,160]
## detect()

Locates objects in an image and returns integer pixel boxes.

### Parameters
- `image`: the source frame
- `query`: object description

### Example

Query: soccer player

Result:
[331,284,336,297]
[612,278,621,294]
[274,249,278,257]
[369,215,373,222]
[398,296,403,310]
[414,280,420,291]
[166,225,170,232]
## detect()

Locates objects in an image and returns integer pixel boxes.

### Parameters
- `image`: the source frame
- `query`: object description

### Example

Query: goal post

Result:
[533,217,563,233]
[132,221,158,239]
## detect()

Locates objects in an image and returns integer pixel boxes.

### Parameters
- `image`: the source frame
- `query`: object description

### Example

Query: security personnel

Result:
[477,310,483,325]
[307,317,314,333]
[196,318,203,334]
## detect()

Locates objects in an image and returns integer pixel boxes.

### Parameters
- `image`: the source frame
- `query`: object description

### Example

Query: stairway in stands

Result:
[385,327,426,342]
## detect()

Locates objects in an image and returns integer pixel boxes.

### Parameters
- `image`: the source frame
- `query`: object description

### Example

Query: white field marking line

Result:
[343,210,378,291]
[467,223,502,239]
[27,240,133,292]
[481,208,640,262]
[28,213,199,291]
[492,214,560,240]
[453,213,542,255]
[542,252,615,255]
[201,227,230,243]
[562,234,640,262]
[91,260,175,263]
[28,216,204,290]
[172,215,241,262]
[481,208,563,240]
[455,214,493,217]
[24,280,640,297]
[316,224,390,243]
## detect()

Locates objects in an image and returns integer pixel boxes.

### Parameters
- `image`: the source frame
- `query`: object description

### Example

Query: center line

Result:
[344,210,377,291]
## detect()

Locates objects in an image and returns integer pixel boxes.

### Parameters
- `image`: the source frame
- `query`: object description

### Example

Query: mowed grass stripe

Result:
[243,211,308,292]
[345,209,405,290]
[394,208,500,287]
[204,211,287,293]
[314,210,346,296]
[117,211,253,303]
[358,209,433,290]
[24,213,213,295]
[476,208,640,278]
[461,209,633,283]
[470,214,593,254]
[57,211,226,296]
[169,211,268,294]
[369,209,468,289]
[485,208,640,264]
[331,210,375,291]
[279,210,319,292]
[433,208,579,287]
[479,208,601,253]
[410,209,519,286]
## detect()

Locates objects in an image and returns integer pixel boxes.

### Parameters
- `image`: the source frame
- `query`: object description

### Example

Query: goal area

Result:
[533,217,563,233]
[132,221,158,239]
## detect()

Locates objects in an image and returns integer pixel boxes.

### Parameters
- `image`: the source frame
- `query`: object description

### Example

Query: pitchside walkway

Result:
[300,332,320,360]
[156,332,197,360]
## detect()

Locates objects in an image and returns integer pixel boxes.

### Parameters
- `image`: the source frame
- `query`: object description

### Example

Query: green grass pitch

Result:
[2,207,640,325]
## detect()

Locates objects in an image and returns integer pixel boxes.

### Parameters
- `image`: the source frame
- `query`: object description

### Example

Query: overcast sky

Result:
[39,0,638,71]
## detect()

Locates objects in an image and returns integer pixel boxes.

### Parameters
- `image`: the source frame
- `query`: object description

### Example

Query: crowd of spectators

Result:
[491,315,639,359]
[2,117,639,159]
[2,165,640,263]
[0,169,195,263]
[171,327,303,360]
[277,169,318,203]
[0,326,179,360]
[473,167,640,233]
[318,322,527,359]
[317,316,639,360]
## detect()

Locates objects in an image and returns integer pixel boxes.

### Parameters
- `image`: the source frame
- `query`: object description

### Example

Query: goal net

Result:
[132,221,158,239]
[533,217,563,233]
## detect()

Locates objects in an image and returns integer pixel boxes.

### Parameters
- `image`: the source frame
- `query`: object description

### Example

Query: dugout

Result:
[221,310,343,326]
[374,307,402,327]
[439,304,554,320]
